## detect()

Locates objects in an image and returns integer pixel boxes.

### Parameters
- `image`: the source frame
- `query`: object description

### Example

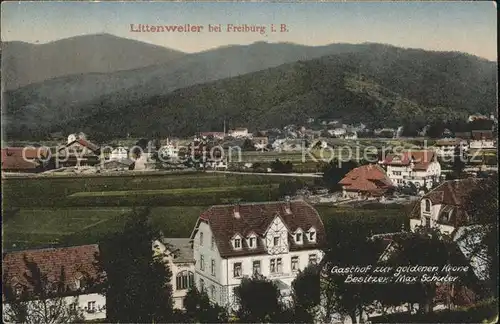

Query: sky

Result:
[1,1,497,61]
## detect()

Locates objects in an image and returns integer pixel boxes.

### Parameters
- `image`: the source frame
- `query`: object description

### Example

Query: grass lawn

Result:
[3,203,411,250]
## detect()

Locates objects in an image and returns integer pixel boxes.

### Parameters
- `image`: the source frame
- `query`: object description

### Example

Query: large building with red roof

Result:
[339,164,395,198]
[2,245,106,321]
[380,150,442,189]
[1,147,51,173]
[408,178,482,235]
[189,200,325,310]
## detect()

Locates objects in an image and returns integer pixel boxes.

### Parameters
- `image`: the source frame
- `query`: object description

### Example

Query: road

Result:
[206,170,323,178]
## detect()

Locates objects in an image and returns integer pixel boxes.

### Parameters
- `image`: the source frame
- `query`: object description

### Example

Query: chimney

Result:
[284,200,292,214]
[233,204,241,219]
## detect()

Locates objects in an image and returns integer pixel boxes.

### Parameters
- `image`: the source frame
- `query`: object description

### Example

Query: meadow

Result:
[2,171,410,250]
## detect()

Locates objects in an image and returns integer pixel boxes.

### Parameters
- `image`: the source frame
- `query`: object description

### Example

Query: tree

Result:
[183,286,228,323]
[322,159,359,192]
[242,139,255,151]
[462,177,499,298]
[3,258,84,324]
[234,275,283,322]
[96,207,173,322]
[271,159,285,173]
[292,265,321,322]
[451,146,466,179]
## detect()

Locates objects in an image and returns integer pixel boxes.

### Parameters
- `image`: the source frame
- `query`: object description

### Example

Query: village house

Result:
[339,164,395,199]
[469,130,495,150]
[200,132,226,140]
[408,178,481,235]
[434,139,469,158]
[2,245,105,322]
[1,147,51,173]
[340,131,358,140]
[109,147,128,160]
[328,128,346,137]
[57,135,101,168]
[152,238,196,310]
[189,201,325,310]
[228,128,249,138]
[380,150,442,189]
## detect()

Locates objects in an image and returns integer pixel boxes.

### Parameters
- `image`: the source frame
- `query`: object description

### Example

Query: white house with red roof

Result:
[408,178,481,235]
[189,200,325,310]
[2,245,106,322]
[339,164,395,199]
[380,150,442,189]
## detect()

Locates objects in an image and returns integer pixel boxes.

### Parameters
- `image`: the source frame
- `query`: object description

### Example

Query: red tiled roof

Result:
[1,147,50,160]
[381,150,436,170]
[408,179,482,226]
[471,131,494,140]
[2,245,102,299]
[339,164,394,194]
[59,139,100,153]
[1,156,40,171]
[192,201,325,258]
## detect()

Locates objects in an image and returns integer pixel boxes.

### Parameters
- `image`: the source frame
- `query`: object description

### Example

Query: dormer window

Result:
[232,235,242,250]
[273,236,279,246]
[200,232,204,246]
[308,228,316,242]
[248,235,257,249]
[294,228,303,244]
[425,199,431,212]
[15,284,23,297]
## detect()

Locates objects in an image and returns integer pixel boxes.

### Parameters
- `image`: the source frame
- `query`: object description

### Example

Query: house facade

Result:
[152,238,195,310]
[380,150,442,189]
[434,139,469,158]
[339,164,395,198]
[408,178,481,235]
[229,128,249,138]
[469,130,495,150]
[2,245,106,322]
[57,139,101,168]
[189,201,325,310]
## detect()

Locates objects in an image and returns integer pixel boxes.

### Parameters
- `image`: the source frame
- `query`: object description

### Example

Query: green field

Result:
[2,171,410,250]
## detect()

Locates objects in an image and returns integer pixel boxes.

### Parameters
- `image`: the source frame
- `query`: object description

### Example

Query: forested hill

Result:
[5,43,497,139]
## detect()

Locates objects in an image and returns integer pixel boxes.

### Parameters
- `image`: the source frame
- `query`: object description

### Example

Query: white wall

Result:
[3,293,106,323]
[153,240,196,309]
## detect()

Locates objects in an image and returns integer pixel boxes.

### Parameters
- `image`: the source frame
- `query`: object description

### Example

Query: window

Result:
[309,230,316,242]
[291,256,299,271]
[211,259,216,276]
[87,301,96,311]
[234,238,241,249]
[270,258,282,273]
[200,254,205,271]
[309,254,317,265]
[70,303,78,311]
[425,199,431,212]
[425,216,431,228]
[176,271,194,290]
[210,285,216,300]
[15,284,23,297]
[200,279,205,291]
[273,236,279,246]
[233,262,242,278]
[211,237,215,250]
[200,232,204,246]
[253,260,261,274]
[295,233,302,243]
[248,237,256,249]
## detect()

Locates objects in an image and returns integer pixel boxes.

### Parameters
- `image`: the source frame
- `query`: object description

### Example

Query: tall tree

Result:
[463,177,499,298]
[234,275,283,323]
[322,159,359,192]
[2,258,84,324]
[183,286,228,323]
[292,265,321,322]
[97,207,173,322]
